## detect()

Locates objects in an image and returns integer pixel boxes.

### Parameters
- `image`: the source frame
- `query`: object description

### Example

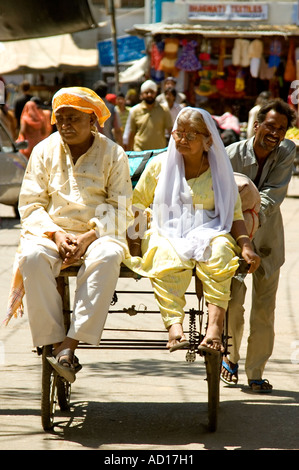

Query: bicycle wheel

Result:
[41,345,57,431]
[204,351,221,432]
[56,376,71,411]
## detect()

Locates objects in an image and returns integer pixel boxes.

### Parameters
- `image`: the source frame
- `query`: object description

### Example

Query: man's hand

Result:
[53,230,97,267]
[241,244,261,274]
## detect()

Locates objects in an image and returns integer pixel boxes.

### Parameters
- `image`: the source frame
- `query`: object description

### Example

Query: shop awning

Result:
[127,22,299,39]
[0,34,98,74]
[0,0,96,41]
[119,56,149,83]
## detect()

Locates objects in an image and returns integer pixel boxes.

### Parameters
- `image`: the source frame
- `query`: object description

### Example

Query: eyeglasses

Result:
[172,130,200,141]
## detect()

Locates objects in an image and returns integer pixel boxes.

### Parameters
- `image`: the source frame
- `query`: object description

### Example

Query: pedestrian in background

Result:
[162,87,183,124]
[17,98,52,159]
[126,79,172,151]
[92,80,123,146]
[13,81,33,130]
[156,76,186,106]
[247,91,272,138]
[115,92,130,135]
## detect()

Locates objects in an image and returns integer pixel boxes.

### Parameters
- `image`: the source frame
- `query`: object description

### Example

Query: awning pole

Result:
[107,0,119,94]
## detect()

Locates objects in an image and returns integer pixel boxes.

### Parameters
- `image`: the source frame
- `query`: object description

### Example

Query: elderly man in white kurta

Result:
[17,87,133,383]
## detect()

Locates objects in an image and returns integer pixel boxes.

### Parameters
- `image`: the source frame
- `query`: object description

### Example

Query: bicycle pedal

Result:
[185,350,196,362]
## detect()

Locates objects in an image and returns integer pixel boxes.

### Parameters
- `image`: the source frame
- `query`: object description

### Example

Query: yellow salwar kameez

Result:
[125,154,243,329]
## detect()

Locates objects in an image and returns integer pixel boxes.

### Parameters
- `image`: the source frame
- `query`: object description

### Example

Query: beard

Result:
[144,96,155,105]
[259,134,280,151]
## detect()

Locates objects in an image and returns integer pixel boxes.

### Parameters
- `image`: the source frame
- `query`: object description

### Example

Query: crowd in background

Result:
[1,75,298,157]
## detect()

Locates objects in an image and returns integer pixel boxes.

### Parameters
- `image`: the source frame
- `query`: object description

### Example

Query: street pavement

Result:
[0,178,299,452]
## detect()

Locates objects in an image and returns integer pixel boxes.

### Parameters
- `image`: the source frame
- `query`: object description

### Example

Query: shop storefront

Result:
[128,23,299,121]
[127,2,299,122]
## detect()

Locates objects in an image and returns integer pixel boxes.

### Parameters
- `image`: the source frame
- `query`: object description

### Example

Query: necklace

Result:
[186,154,207,181]
[186,155,209,199]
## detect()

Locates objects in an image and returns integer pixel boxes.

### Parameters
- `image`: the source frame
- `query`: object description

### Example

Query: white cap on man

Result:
[140,80,158,93]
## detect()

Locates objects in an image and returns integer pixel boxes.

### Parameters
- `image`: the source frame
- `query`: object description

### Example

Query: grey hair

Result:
[177,108,211,136]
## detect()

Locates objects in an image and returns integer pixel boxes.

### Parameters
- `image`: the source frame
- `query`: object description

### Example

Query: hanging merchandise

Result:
[150,40,165,82]
[196,65,218,97]
[284,39,296,82]
[176,39,202,72]
[216,38,226,91]
[219,65,245,98]
[248,39,263,78]
[232,39,250,67]
[268,39,282,68]
[235,69,246,92]
[259,56,276,81]
[199,38,211,62]
[195,39,217,97]
[159,37,180,77]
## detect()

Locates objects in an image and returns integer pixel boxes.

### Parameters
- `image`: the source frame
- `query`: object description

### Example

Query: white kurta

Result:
[17,131,133,347]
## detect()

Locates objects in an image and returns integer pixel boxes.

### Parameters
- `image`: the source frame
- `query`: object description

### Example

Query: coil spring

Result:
[189,308,203,351]
[189,308,197,347]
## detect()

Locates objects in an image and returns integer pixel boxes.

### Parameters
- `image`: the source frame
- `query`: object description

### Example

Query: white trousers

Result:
[19,237,124,347]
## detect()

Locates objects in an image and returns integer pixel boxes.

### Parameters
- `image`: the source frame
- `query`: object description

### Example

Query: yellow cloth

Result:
[124,155,242,327]
[51,86,111,127]
[4,263,25,325]
[125,154,243,277]
[151,235,240,328]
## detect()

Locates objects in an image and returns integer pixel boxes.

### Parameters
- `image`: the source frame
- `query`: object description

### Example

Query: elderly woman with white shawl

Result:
[126,107,260,353]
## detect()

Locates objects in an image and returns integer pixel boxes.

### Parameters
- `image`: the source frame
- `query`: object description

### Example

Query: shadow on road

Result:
[47,390,299,450]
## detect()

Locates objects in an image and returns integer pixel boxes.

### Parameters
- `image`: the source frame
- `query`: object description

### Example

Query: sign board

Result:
[98,35,146,67]
[188,2,268,21]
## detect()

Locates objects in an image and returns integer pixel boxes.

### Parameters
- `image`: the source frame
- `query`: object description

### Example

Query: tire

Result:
[56,376,71,411]
[41,345,57,431]
[204,351,221,432]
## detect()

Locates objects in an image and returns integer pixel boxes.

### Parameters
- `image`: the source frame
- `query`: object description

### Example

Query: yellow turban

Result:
[51,86,111,127]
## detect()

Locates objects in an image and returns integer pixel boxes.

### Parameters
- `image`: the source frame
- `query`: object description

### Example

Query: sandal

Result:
[169,340,190,352]
[47,348,76,383]
[248,379,273,393]
[167,324,188,352]
[220,359,238,385]
[73,355,82,374]
[198,337,223,356]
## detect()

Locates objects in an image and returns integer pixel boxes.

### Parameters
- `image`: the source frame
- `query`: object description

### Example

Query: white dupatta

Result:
[152,107,238,262]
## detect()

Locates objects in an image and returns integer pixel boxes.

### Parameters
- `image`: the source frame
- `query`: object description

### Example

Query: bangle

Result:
[236,234,250,243]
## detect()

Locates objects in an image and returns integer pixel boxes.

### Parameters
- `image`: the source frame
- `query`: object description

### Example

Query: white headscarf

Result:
[152,107,238,262]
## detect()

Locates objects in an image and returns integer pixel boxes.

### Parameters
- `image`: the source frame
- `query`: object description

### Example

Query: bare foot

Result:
[199,304,225,353]
[199,337,224,353]
[167,323,187,350]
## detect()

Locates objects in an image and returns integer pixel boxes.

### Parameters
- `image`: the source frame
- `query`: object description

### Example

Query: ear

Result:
[253,120,259,133]
[90,113,97,126]
[203,134,213,152]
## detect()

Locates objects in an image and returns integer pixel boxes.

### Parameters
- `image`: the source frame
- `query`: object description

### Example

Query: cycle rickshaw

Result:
[37,148,252,433]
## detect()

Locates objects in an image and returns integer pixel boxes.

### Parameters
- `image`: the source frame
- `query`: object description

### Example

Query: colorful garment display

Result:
[150,41,165,82]
[159,38,180,76]
[176,39,201,72]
